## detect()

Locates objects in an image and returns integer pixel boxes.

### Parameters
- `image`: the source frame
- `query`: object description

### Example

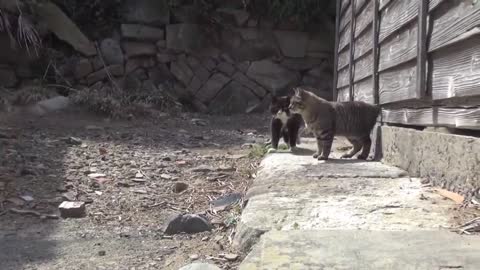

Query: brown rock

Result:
[125,57,156,73]
[100,38,124,65]
[58,201,86,218]
[121,24,165,41]
[122,41,157,58]
[232,71,267,97]
[170,60,194,86]
[196,73,230,103]
[187,76,203,94]
[86,65,125,85]
[74,59,93,79]
[217,62,236,76]
[157,53,176,63]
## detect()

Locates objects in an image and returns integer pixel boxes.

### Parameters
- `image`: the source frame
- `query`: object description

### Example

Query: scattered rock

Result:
[86,65,125,85]
[173,182,189,193]
[59,201,86,218]
[132,189,148,194]
[222,253,239,261]
[188,165,214,173]
[191,118,208,126]
[179,263,220,270]
[100,38,124,65]
[247,59,300,95]
[171,61,194,86]
[189,254,199,260]
[123,0,170,26]
[88,173,107,179]
[122,41,157,58]
[121,24,165,41]
[164,214,213,235]
[274,31,309,58]
[62,191,77,201]
[19,195,34,202]
[196,73,231,103]
[74,59,93,79]
[216,62,236,76]
[232,71,267,98]
[98,250,106,256]
[160,173,174,180]
[64,137,83,146]
[210,193,242,211]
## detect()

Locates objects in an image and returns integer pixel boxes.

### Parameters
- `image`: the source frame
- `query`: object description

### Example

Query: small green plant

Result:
[248,143,269,159]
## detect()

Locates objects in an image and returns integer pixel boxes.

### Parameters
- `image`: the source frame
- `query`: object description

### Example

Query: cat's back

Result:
[333,101,380,135]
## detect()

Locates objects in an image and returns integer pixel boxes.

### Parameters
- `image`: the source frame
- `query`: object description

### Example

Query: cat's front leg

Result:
[313,137,323,158]
[268,118,282,153]
[317,129,334,160]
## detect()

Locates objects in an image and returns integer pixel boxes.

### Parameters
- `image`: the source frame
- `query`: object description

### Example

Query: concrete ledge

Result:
[239,230,480,270]
[381,126,480,195]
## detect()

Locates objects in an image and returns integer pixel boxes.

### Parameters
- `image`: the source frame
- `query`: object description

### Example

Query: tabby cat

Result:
[289,87,380,160]
[268,95,303,152]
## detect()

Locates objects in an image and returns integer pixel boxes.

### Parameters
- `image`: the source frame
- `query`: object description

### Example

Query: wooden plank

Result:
[379,61,417,104]
[430,0,480,52]
[337,86,351,102]
[338,47,350,70]
[379,0,444,42]
[339,22,351,52]
[354,25,373,60]
[354,52,374,83]
[379,0,394,11]
[382,107,480,130]
[349,0,357,101]
[355,0,374,37]
[340,2,352,33]
[378,21,417,72]
[341,0,352,13]
[430,35,480,100]
[333,0,343,102]
[373,0,380,104]
[355,0,369,14]
[354,76,375,104]
[337,67,350,88]
[416,0,428,100]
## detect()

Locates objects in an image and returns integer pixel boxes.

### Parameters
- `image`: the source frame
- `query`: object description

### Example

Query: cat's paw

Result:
[267,147,277,154]
[357,154,368,160]
[313,153,319,159]
[289,146,298,152]
[318,155,329,161]
[340,153,353,159]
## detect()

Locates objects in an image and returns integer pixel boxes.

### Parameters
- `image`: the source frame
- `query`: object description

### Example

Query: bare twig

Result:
[94,42,120,91]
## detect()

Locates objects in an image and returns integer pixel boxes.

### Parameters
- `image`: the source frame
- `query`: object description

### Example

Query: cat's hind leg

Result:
[357,136,372,160]
[268,118,283,153]
[341,138,362,159]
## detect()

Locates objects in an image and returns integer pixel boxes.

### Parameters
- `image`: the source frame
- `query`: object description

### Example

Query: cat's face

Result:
[270,96,291,115]
[289,88,306,113]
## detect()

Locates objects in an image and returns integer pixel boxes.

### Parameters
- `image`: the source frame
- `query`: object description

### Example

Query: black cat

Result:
[269,95,303,152]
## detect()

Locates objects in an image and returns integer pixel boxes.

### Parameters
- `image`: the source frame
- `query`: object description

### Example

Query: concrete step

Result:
[240,230,480,270]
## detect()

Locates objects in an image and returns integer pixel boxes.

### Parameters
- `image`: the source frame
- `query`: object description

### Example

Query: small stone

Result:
[74,59,93,79]
[88,173,107,179]
[223,253,239,261]
[20,195,34,202]
[122,41,157,58]
[164,214,213,235]
[64,137,82,145]
[191,118,208,126]
[59,201,86,218]
[132,189,148,194]
[188,165,214,173]
[62,191,77,201]
[160,173,173,180]
[179,263,221,270]
[121,24,164,41]
[98,250,106,256]
[201,236,209,241]
[189,254,199,260]
[135,172,144,178]
[173,182,189,193]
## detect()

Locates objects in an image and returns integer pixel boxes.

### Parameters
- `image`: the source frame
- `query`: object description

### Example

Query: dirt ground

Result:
[0,107,271,270]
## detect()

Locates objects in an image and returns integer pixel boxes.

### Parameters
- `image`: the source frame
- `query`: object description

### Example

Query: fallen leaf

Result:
[435,188,464,204]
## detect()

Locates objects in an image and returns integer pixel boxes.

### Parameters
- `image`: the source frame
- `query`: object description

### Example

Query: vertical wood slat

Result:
[349,0,357,101]
[373,0,380,104]
[416,0,429,99]
[333,0,342,102]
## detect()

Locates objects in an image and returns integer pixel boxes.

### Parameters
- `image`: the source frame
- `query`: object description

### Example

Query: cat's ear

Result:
[293,87,300,96]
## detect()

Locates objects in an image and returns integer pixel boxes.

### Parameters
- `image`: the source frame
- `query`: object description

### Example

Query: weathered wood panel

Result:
[337,67,350,88]
[338,47,350,70]
[379,0,444,42]
[430,0,480,52]
[378,21,417,71]
[382,107,480,130]
[337,86,351,102]
[379,0,394,11]
[354,52,374,83]
[341,0,351,13]
[354,76,375,104]
[339,22,351,52]
[355,0,369,14]
[340,2,352,33]
[355,0,373,37]
[431,35,480,100]
[379,61,417,104]
[354,25,373,60]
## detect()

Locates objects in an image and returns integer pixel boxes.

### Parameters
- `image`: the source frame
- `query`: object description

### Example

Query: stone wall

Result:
[0,1,334,114]
[381,126,480,198]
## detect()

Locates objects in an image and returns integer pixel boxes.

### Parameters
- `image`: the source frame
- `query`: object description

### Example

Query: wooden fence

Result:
[333,0,480,130]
